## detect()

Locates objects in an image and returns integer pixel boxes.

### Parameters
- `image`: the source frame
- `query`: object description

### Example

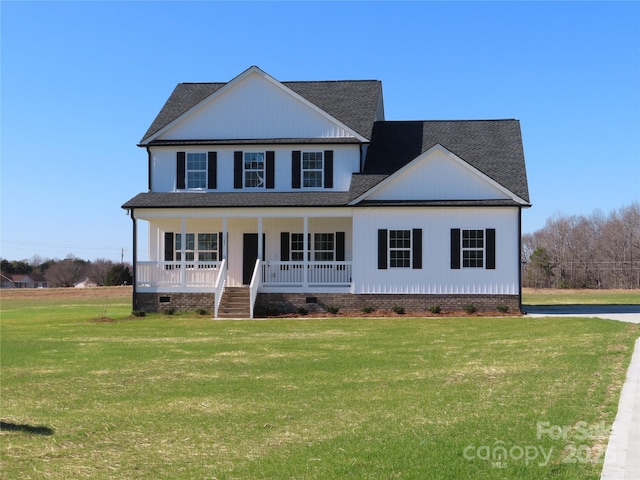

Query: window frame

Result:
[175,232,218,263]
[301,151,324,189]
[243,152,266,189]
[388,229,412,268]
[185,152,208,189]
[461,229,485,268]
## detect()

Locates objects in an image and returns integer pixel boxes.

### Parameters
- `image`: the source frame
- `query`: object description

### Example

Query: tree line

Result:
[522,202,640,289]
[1,255,132,288]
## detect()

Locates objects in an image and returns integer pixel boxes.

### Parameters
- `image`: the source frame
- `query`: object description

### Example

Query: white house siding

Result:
[352,207,520,294]
[149,144,361,192]
[366,147,512,202]
[158,73,357,141]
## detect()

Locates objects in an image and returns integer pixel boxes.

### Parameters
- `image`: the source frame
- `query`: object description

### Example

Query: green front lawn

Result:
[1,293,638,479]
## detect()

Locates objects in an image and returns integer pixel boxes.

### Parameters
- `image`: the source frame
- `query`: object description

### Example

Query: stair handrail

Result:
[249,259,261,319]
[214,259,227,318]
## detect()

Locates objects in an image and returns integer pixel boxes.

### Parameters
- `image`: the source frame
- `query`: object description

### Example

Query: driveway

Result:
[523,304,640,323]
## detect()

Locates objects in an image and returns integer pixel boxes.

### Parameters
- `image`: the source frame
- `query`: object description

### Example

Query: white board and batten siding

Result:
[366,146,514,202]
[158,72,359,141]
[352,208,520,295]
[149,144,360,193]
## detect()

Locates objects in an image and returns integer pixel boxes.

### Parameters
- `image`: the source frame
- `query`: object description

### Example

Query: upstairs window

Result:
[177,151,216,190]
[244,152,265,188]
[302,152,323,188]
[186,153,207,189]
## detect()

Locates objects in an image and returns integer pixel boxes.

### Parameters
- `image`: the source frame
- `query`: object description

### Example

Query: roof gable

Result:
[353,144,526,204]
[141,66,382,144]
[363,120,530,203]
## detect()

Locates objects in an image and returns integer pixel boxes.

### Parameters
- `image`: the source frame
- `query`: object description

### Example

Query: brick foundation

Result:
[136,292,214,313]
[254,293,521,316]
[135,291,521,316]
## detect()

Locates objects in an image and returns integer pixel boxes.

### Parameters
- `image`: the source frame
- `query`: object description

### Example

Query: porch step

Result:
[218,287,251,318]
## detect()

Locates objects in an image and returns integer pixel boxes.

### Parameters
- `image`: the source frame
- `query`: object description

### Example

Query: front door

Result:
[242,234,265,285]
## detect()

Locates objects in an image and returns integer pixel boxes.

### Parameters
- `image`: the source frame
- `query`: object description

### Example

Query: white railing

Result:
[249,259,261,319]
[213,259,227,318]
[136,261,221,290]
[261,261,352,286]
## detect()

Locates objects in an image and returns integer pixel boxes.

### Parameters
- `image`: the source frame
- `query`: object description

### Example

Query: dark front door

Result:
[242,234,265,285]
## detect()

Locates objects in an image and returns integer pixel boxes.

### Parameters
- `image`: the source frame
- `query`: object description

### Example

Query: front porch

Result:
[135,260,353,292]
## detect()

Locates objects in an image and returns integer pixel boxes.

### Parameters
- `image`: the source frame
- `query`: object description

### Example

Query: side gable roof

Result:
[140,69,383,144]
[363,120,530,203]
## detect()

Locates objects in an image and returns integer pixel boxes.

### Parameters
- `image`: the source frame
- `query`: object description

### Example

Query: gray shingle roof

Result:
[140,80,382,144]
[121,174,388,210]
[363,120,530,203]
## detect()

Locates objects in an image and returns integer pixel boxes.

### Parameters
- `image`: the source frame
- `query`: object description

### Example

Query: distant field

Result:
[1,288,639,479]
[523,288,640,305]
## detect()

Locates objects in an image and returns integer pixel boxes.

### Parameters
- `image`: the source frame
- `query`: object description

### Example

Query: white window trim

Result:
[186,152,208,190]
[461,228,485,268]
[388,229,412,268]
[243,152,266,189]
[301,151,323,189]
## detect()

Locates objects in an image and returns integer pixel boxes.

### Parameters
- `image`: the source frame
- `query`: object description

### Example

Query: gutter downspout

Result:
[146,147,152,191]
[518,206,523,313]
[130,208,137,312]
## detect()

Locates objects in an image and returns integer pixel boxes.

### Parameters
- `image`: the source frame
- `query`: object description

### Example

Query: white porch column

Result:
[180,217,186,285]
[303,216,308,288]
[222,217,228,260]
[257,217,263,261]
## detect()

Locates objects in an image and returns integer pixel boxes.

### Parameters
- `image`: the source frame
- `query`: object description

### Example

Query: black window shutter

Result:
[177,152,186,189]
[207,152,217,189]
[234,151,243,189]
[486,228,496,269]
[266,151,275,189]
[280,232,290,261]
[336,232,345,261]
[412,229,422,269]
[324,150,333,188]
[164,232,174,262]
[218,232,223,261]
[451,229,461,269]
[292,151,301,189]
[378,229,388,269]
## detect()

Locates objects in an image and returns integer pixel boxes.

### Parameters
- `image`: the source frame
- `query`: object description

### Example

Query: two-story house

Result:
[122,66,530,317]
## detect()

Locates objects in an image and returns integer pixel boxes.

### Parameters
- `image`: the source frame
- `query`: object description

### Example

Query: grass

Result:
[523,288,640,305]
[1,288,638,479]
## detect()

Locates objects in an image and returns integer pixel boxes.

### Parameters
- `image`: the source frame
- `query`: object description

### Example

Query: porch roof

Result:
[122,174,388,209]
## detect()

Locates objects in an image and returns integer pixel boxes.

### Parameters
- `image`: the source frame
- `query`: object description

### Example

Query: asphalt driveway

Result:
[523,304,640,322]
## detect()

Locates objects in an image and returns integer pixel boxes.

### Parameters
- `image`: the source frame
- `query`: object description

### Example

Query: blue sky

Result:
[2,1,639,263]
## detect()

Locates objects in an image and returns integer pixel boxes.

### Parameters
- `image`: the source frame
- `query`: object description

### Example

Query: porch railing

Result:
[213,259,227,318]
[136,261,222,290]
[249,259,261,319]
[261,261,352,286]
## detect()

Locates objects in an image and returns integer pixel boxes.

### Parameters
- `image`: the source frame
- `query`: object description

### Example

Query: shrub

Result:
[162,307,176,315]
[496,305,509,313]
[463,303,477,314]
[361,306,375,314]
[131,309,146,317]
[392,305,405,315]
[326,305,340,315]
[429,305,442,314]
[265,305,280,316]
[195,307,209,316]
[296,307,308,316]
